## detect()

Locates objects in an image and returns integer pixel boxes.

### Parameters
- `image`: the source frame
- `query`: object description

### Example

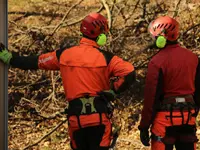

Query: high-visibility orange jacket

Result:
[10,37,135,101]
[138,44,200,130]
[9,37,135,149]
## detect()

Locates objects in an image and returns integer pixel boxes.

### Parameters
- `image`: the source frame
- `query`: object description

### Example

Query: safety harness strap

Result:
[162,95,194,105]
[158,94,196,126]
[68,96,109,116]
[76,115,82,129]
[151,134,164,142]
[169,104,173,125]
[99,113,102,125]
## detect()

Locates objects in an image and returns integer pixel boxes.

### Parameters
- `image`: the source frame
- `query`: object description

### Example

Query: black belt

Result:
[68,96,109,116]
[162,95,194,105]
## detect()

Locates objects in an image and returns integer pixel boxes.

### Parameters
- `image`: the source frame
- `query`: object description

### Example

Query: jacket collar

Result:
[79,37,99,48]
[165,43,180,49]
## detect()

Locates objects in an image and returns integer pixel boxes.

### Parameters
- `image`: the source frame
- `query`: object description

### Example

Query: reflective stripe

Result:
[175,97,186,103]
[162,95,194,104]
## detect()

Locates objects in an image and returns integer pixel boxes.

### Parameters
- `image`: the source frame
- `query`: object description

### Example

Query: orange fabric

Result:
[37,37,134,148]
[108,56,134,90]
[59,38,134,101]
[151,140,165,150]
[38,50,60,70]
[113,77,124,90]
[38,38,134,101]
[151,110,196,137]
[68,113,112,149]
[151,110,196,150]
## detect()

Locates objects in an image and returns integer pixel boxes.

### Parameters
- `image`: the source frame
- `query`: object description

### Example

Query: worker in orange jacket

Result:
[0,13,136,150]
[138,16,200,150]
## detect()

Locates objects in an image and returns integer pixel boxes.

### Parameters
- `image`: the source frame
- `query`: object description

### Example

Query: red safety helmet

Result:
[148,16,179,41]
[80,13,109,38]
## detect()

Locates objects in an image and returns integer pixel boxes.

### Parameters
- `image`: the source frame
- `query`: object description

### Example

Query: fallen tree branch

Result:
[9,11,64,22]
[11,79,49,90]
[55,4,103,27]
[133,0,141,13]
[173,0,182,18]
[182,23,200,36]
[100,0,112,29]
[47,0,83,39]
[21,97,39,107]
[23,118,68,150]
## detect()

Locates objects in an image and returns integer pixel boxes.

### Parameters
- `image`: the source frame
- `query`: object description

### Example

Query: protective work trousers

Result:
[68,113,112,150]
[151,110,198,150]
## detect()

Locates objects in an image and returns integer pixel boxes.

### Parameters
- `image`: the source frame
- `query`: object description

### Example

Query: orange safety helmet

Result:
[148,16,180,41]
[80,13,109,38]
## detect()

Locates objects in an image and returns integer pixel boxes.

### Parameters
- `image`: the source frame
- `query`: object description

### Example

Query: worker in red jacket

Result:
[0,13,135,150]
[138,16,200,150]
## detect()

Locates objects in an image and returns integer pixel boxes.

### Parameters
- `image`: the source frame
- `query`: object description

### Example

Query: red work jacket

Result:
[139,44,199,129]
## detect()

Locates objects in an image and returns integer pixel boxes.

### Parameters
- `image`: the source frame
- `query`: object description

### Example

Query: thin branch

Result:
[11,79,49,90]
[123,0,140,23]
[23,118,67,150]
[133,0,141,13]
[182,23,200,36]
[141,0,148,19]
[66,4,104,26]
[21,97,39,107]
[173,0,182,18]
[100,0,112,29]
[48,0,83,38]
[8,11,64,22]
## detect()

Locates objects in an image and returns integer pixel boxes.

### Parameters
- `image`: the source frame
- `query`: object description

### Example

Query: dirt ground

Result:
[8,0,200,150]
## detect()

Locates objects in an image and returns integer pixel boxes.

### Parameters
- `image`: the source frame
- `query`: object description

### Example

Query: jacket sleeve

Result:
[10,54,39,70]
[107,55,136,94]
[138,60,164,130]
[10,50,60,70]
[194,58,200,107]
[38,50,60,70]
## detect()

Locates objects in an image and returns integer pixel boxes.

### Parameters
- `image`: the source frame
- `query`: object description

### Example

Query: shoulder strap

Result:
[97,48,114,65]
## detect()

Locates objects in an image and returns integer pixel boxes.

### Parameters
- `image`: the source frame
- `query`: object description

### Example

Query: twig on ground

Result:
[22,118,67,150]
[182,23,200,36]
[21,97,39,107]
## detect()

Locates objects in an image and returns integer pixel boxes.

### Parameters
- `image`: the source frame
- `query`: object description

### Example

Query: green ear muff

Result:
[96,34,107,46]
[156,36,167,48]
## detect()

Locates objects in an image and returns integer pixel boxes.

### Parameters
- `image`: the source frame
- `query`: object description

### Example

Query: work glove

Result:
[97,89,116,102]
[140,129,150,146]
[0,43,12,64]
